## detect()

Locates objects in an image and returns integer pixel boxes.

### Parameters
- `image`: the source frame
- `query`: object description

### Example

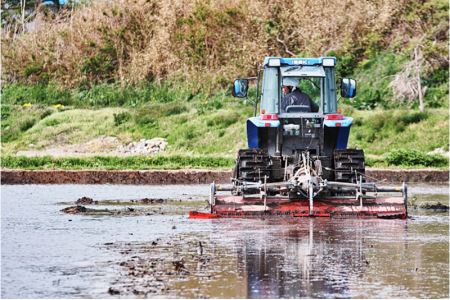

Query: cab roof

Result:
[263,56,336,67]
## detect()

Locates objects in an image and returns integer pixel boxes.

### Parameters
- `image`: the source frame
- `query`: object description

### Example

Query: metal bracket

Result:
[209,182,216,212]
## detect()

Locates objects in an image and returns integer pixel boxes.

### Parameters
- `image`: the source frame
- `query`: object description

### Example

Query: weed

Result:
[113,112,131,126]
[40,109,53,119]
[44,119,60,127]
[1,105,11,120]
[206,112,239,128]
[19,118,36,131]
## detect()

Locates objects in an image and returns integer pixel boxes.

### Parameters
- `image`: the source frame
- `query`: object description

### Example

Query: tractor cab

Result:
[260,57,339,117]
[233,56,357,161]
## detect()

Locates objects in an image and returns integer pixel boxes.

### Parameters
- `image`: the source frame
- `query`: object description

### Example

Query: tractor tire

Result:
[334,149,365,183]
[234,149,271,182]
[319,156,334,181]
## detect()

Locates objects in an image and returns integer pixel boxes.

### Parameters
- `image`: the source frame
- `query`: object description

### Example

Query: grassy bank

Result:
[1,80,448,170]
[1,107,448,170]
[1,155,234,170]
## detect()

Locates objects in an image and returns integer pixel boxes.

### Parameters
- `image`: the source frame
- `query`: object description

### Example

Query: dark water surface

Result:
[1,184,448,298]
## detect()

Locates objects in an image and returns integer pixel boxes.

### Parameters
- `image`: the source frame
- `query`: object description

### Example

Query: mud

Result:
[1,184,448,298]
[418,202,449,210]
[62,197,208,216]
[75,196,96,205]
[73,197,172,206]
[103,216,449,299]
[2,168,448,184]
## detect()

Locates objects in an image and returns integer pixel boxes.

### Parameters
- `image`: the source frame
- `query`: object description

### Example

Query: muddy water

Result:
[1,184,448,298]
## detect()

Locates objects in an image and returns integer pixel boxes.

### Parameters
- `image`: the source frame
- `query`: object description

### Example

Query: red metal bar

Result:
[189,196,407,219]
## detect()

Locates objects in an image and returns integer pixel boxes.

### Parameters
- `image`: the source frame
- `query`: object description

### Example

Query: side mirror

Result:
[340,78,357,98]
[232,79,249,98]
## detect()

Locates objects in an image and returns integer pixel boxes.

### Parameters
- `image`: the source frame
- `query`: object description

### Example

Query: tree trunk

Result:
[21,0,26,33]
[414,47,425,112]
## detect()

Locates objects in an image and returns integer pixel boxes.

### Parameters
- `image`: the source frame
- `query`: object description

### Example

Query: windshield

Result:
[261,66,335,115]
[280,76,322,113]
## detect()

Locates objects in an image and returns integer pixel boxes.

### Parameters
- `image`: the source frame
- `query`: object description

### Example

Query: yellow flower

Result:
[52,104,65,109]
[22,103,32,108]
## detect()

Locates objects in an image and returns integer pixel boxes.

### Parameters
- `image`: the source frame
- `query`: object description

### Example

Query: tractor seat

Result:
[285,105,311,113]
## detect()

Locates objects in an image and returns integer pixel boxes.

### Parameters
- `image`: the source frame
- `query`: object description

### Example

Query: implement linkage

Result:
[210,152,408,217]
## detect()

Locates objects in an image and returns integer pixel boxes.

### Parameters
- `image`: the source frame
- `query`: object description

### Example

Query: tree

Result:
[390,45,427,112]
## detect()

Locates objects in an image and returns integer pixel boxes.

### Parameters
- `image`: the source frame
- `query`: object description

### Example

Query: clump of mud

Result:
[60,197,206,216]
[75,197,97,205]
[61,205,87,214]
[60,205,114,215]
[418,202,449,210]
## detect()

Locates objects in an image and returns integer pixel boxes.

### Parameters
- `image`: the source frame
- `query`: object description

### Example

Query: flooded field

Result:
[1,184,448,298]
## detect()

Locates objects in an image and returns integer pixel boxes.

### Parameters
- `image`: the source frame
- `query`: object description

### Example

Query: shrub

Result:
[385,149,448,167]
[113,111,131,126]
[40,109,53,119]
[44,119,60,127]
[1,105,11,120]
[19,118,36,131]
[397,111,428,125]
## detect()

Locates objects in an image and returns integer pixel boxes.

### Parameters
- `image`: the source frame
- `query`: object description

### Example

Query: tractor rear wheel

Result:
[334,149,365,183]
[234,149,271,182]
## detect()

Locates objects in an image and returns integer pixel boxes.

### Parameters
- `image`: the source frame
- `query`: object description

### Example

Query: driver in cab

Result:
[281,77,319,113]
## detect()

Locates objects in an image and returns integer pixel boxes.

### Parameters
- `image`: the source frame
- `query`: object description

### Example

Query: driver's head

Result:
[282,77,299,95]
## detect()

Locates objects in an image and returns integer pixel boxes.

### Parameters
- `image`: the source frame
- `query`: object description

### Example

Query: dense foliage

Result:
[2,0,448,109]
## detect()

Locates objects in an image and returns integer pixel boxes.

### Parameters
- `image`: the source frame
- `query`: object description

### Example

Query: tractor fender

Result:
[246,117,280,149]
[323,116,353,127]
[324,116,353,149]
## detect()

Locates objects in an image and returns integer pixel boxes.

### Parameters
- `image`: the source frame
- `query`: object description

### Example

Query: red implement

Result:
[189,195,407,219]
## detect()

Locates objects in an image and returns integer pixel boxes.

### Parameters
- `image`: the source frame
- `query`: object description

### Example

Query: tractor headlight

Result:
[322,58,335,67]
[268,58,281,67]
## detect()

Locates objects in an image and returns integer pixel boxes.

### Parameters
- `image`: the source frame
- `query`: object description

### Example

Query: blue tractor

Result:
[189,56,408,219]
[232,56,363,187]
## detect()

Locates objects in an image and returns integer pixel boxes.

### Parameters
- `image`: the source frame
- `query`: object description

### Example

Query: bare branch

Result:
[276,34,296,57]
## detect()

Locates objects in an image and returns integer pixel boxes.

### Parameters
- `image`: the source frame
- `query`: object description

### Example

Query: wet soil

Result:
[1,184,448,298]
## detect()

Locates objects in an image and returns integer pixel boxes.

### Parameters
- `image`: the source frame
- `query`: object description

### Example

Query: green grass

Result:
[347,107,449,155]
[1,155,235,170]
[1,82,201,108]
[385,149,448,167]
[1,84,254,157]
[1,82,448,170]
[1,106,128,152]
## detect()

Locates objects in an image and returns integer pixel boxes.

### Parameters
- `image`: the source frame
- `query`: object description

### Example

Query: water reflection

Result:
[229,219,368,298]
[203,217,447,299]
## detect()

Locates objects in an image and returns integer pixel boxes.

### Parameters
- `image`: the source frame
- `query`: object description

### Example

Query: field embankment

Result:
[2,168,448,185]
